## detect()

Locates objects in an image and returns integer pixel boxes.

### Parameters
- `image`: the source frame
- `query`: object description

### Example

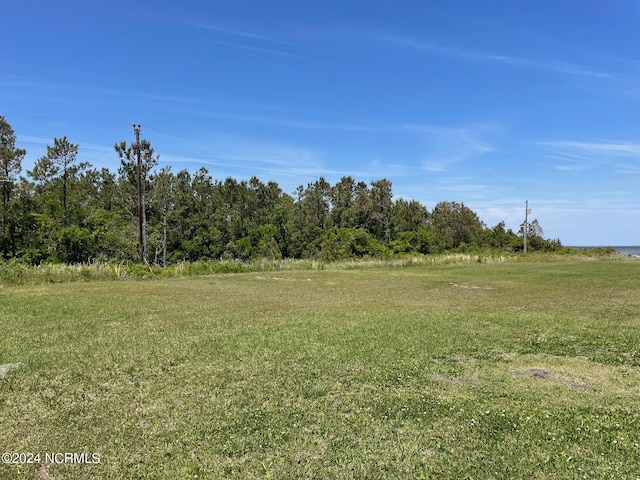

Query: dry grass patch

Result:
[502,354,640,397]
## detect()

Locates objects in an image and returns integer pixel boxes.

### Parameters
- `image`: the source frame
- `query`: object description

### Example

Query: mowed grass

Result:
[1,259,639,479]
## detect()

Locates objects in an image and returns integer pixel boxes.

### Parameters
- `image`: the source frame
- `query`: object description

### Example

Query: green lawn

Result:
[1,258,639,479]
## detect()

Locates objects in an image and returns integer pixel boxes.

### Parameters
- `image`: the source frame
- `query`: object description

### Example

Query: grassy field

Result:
[1,257,639,479]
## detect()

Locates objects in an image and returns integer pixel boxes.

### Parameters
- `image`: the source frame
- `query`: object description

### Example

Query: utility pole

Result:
[0,172,9,229]
[523,200,531,255]
[133,124,144,263]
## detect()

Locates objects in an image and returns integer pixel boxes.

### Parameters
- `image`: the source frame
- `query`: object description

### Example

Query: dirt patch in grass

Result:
[35,464,50,480]
[0,363,23,377]
[502,354,640,397]
[449,283,496,290]
[511,367,587,390]
[255,276,311,282]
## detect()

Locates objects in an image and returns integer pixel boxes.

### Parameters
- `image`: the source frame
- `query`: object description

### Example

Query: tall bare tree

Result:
[115,139,159,263]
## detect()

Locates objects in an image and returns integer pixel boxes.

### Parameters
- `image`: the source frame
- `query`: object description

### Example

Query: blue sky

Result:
[2,0,639,246]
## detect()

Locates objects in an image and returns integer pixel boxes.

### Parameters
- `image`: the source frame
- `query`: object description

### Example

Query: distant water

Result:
[571,246,640,257]
[614,246,640,257]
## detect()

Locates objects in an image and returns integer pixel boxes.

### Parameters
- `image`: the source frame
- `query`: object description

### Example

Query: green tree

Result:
[319,227,389,261]
[28,137,85,227]
[3,179,41,260]
[305,177,332,230]
[0,116,26,210]
[489,221,517,250]
[390,198,428,238]
[330,176,356,228]
[390,226,445,255]
[520,218,546,251]
[167,169,196,260]
[183,168,220,261]
[267,197,294,258]
[289,178,332,257]
[84,208,131,261]
[369,179,393,242]
[149,167,175,266]
[0,117,27,258]
[429,201,485,250]
[343,181,371,230]
[217,177,252,243]
[249,177,282,228]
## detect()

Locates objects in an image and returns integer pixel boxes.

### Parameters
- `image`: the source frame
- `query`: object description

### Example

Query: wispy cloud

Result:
[184,21,295,46]
[195,110,379,132]
[1,75,206,106]
[204,39,314,61]
[539,140,640,177]
[402,124,494,172]
[15,135,51,147]
[159,135,367,189]
[183,20,314,60]
[380,35,615,80]
[539,140,640,157]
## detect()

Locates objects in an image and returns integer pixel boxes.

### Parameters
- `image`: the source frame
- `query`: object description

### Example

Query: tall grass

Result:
[0,249,631,285]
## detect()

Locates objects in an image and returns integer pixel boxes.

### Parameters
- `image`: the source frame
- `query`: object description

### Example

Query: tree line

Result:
[0,116,560,265]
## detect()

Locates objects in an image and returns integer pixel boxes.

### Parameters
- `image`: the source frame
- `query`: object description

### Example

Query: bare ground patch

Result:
[449,283,496,290]
[430,354,640,398]
[35,464,50,480]
[502,354,640,396]
[255,276,311,282]
[0,363,23,377]
[511,367,588,390]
